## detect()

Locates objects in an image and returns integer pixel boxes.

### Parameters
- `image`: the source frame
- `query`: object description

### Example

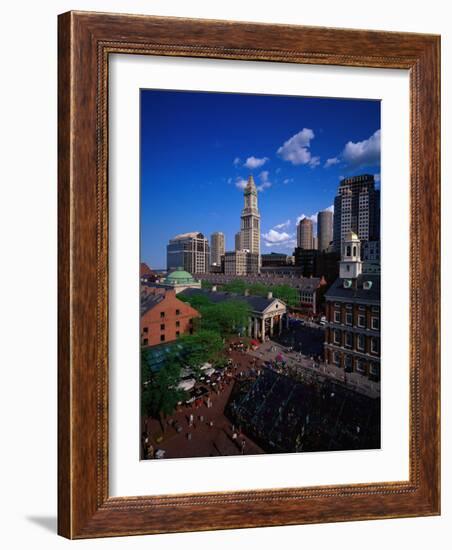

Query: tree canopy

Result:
[141,349,186,423]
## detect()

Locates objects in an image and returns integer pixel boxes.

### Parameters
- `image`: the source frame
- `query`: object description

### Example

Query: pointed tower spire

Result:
[246,174,256,190]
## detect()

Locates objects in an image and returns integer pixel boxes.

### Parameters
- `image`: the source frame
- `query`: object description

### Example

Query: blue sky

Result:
[141,90,380,269]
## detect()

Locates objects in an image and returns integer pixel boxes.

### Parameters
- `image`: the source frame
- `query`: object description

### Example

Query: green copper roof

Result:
[165,267,195,283]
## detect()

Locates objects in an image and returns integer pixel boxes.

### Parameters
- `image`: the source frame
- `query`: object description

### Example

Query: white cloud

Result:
[277,128,319,167]
[282,177,293,185]
[374,173,381,183]
[296,213,317,225]
[256,170,272,192]
[274,220,291,230]
[324,157,340,168]
[244,156,269,169]
[342,129,381,168]
[264,239,297,249]
[233,157,241,167]
[325,204,334,213]
[262,228,296,249]
[262,229,291,243]
[234,177,248,190]
[309,156,320,168]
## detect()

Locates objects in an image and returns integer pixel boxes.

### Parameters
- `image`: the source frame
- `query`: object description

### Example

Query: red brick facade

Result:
[140,290,200,348]
[324,300,380,380]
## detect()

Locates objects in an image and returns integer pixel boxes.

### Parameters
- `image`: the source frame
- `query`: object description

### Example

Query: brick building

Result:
[140,262,159,284]
[140,289,200,348]
[324,231,380,382]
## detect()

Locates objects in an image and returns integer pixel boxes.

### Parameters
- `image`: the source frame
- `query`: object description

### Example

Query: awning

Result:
[177,378,196,391]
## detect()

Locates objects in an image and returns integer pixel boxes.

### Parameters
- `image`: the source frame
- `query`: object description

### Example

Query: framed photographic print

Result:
[58,11,440,538]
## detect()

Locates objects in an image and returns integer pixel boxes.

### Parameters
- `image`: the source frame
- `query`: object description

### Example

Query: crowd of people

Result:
[227,363,381,454]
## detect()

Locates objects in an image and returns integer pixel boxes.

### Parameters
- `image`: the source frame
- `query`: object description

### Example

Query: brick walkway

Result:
[143,350,264,459]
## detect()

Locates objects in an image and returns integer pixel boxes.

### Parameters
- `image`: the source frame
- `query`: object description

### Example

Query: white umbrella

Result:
[177,378,196,391]
[200,362,212,371]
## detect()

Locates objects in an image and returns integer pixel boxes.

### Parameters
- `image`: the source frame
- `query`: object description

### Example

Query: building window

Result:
[160,334,165,342]
[345,312,352,325]
[357,334,365,351]
[143,327,148,333]
[334,311,341,323]
[143,338,148,346]
[333,352,340,366]
[160,312,165,319]
[344,355,353,372]
[176,321,180,328]
[371,337,380,354]
[176,309,180,316]
[160,324,165,331]
[369,363,380,379]
[345,332,353,348]
[176,331,180,338]
[333,330,341,345]
[356,359,366,374]
[358,314,366,328]
[371,317,380,330]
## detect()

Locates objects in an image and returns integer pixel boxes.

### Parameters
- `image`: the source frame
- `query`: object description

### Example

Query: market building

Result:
[140,288,200,348]
[324,231,380,382]
[180,287,288,342]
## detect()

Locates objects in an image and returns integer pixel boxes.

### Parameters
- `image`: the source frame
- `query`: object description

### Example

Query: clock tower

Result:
[240,175,261,264]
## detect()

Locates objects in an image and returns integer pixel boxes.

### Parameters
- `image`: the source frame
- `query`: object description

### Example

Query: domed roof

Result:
[345,230,359,241]
[165,267,195,284]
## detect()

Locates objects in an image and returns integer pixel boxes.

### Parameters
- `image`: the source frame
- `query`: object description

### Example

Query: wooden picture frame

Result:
[58,11,440,538]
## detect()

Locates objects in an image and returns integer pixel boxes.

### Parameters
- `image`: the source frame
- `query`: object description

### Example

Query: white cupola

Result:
[339,231,362,280]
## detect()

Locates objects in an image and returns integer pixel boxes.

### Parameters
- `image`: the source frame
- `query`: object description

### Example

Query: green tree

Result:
[200,299,251,336]
[222,279,247,294]
[272,284,299,307]
[248,282,268,296]
[141,349,186,432]
[179,329,224,375]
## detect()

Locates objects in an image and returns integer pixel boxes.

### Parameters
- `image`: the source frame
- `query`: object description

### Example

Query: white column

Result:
[270,316,274,336]
[261,318,265,342]
[279,316,283,335]
[253,317,258,339]
[248,317,252,337]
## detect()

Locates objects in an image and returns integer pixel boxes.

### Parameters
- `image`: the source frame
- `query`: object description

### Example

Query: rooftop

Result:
[172,231,205,240]
[140,292,166,316]
[325,274,380,303]
[165,267,196,284]
[180,288,285,314]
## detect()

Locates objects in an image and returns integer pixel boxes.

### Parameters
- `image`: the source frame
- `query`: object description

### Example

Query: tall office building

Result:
[235,231,243,251]
[210,232,225,266]
[297,218,313,249]
[333,174,380,252]
[240,175,261,256]
[317,210,334,252]
[166,232,210,274]
[234,175,261,273]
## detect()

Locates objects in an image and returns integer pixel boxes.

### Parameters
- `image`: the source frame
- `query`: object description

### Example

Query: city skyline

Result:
[141,90,381,268]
